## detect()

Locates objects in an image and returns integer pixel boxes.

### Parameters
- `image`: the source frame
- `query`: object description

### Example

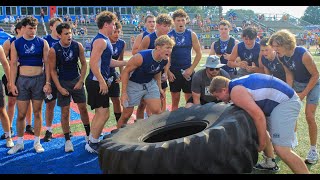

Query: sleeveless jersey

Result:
[279,46,310,83]
[147,32,158,49]
[129,49,168,84]
[43,34,59,48]
[229,73,294,116]
[109,39,125,77]
[214,37,236,73]
[237,41,260,66]
[168,29,192,71]
[261,56,286,82]
[53,40,80,81]
[15,36,44,66]
[87,32,113,81]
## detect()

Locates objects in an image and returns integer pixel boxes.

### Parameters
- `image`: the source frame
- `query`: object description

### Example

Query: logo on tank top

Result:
[283,56,296,71]
[24,44,35,54]
[267,61,278,72]
[150,64,160,73]
[51,42,58,47]
[63,50,73,62]
[243,52,253,63]
[175,35,186,46]
[220,40,228,54]
[113,47,118,56]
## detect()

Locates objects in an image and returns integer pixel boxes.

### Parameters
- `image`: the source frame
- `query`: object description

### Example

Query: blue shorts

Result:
[293,79,320,105]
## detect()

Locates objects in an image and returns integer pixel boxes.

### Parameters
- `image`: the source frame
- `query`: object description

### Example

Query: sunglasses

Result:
[208,68,220,71]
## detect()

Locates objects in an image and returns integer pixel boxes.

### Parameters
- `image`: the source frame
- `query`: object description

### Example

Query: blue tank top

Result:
[87,32,113,81]
[214,37,236,73]
[147,32,158,49]
[237,41,260,66]
[142,30,151,39]
[53,40,80,81]
[168,29,192,71]
[229,73,294,116]
[109,39,125,77]
[129,49,168,84]
[15,36,44,67]
[261,56,286,82]
[279,46,311,83]
[43,34,59,48]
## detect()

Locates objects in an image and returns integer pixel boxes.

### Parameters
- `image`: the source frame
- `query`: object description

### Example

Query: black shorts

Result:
[2,75,17,97]
[169,69,193,93]
[57,77,86,107]
[161,80,168,89]
[0,80,5,107]
[108,80,120,98]
[85,78,110,110]
[44,80,58,103]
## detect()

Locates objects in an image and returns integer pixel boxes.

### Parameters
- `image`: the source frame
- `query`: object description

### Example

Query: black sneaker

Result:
[85,141,100,154]
[2,128,15,139]
[43,130,53,142]
[25,125,34,135]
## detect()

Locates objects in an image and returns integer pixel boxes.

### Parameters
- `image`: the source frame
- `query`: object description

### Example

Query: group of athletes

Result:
[0,8,319,174]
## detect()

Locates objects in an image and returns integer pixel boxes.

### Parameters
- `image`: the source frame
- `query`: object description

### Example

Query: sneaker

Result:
[253,154,280,172]
[305,149,319,164]
[1,129,14,139]
[34,143,44,153]
[85,141,99,154]
[65,140,74,152]
[7,143,24,155]
[25,125,34,135]
[6,138,14,148]
[43,130,53,142]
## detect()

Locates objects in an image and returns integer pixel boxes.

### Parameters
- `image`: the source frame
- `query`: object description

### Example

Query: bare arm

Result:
[120,54,143,106]
[131,33,143,55]
[2,40,11,58]
[230,85,267,152]
[209,41,216,56]
[118,42,126,74]
[0,46,10,86]
[48,47,63,93]
[74,42,87,90]
[9,42,18,95]
[192,92,201,105]
[298,52,319,100]
[227,44,240,68]
[43,40,51,94]
[185,32,202,77]
[137,36,150,52]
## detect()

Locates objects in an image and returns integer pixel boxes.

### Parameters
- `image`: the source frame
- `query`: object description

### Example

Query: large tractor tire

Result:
[99,102,259,174]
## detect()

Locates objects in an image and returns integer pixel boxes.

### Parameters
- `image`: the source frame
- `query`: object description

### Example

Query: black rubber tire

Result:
[99,102,259,174]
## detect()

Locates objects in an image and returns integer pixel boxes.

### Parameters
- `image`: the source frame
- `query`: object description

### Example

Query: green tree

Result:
[301,6,320,25]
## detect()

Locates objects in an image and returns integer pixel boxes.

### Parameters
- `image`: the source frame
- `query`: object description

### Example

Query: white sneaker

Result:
[8,143,24,155]
[65,140,74,152]
[6,138,14,148]
[305,149,319,164]
[34,143,44,153]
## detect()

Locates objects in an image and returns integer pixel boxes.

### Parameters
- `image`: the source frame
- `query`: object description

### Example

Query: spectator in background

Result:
[80,15,85,24]
[10,24,15,34]
[40,8,45,20]
[4,16,9,24]
[9,16,15,24]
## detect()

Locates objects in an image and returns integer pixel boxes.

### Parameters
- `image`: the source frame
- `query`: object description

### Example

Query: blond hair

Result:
[155,35,175,48]
[269,29,296,51]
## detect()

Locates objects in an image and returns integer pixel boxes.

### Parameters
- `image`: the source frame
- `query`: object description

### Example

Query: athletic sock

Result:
[64,133,71,141]
[114,113,122,122]
[84,124,90,136]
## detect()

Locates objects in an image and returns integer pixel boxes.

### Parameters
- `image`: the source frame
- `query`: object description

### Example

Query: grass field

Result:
[1,46,320,174]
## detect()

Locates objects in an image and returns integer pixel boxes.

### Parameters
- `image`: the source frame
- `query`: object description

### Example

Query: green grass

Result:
[1,47,319,174]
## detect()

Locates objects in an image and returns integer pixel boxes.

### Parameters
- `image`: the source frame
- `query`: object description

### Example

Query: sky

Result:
[222,6,308,18]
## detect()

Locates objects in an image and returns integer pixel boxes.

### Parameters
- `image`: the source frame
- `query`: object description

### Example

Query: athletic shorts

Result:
[169,69,193,93]
[293,79,319,105]
[108,80,120,98]
[44,80,58,103]
[16,74,45,101]
[0,80,5,107]
[85,78,110,110]
[126,79,160,107]
[57,77,86,107]
[268,93,301,148]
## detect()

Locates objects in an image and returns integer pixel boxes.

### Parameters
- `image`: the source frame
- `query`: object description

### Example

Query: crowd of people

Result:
[0,9,319,174]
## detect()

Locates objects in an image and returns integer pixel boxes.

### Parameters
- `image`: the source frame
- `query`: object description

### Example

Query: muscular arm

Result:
[131,33,143,55]
[227,44,240,68]
[90,39,107,84]
[9,42,18,95]
[298,52,319,100]
[185,32,202,76]
[230,85,267,152]
[118,42,126,74]
[209,41,216,56]
[137,36,150,52]
[77,42,87,86]
[2,40,11,58]
[48,48,61,90]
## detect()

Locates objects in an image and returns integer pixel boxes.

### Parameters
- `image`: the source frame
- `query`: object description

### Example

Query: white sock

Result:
[46,126,53,133]
[34,136,40,144]
[5,131,10,138]
[17,137,24,145]
[310,145,317,151]
[89,134,99,143]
